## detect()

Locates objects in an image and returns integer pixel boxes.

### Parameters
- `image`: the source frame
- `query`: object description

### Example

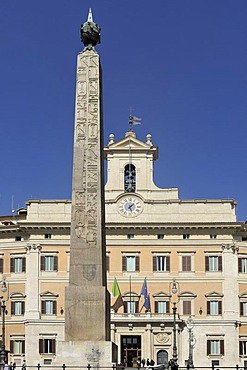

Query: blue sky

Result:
[0,1,247,220]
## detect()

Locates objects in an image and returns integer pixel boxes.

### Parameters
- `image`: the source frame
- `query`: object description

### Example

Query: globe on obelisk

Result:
[56,9,116,366]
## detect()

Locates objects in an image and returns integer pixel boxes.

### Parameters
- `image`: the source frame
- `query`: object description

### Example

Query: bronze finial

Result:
[80,8,101,51]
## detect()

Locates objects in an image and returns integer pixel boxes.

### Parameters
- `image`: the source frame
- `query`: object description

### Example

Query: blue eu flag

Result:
[141,278,150,310]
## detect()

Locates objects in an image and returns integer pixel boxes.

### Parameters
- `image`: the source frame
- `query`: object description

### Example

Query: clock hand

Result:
[128,203,134,211]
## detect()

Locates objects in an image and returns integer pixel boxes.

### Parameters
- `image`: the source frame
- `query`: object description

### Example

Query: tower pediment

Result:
[104,131,158,160]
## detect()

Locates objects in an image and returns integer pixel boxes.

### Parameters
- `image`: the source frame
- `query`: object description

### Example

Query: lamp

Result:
[169,279,179,368]
[0,278,9,364]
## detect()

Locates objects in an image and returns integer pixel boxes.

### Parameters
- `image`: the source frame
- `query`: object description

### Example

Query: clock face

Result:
[118,196,143,217]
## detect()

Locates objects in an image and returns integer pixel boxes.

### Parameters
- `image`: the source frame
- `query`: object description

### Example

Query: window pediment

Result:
[10,292,26,299]
[205,291,223,298]
[153,291,171,299]
[179,291,197,298]
[40,290,58,298]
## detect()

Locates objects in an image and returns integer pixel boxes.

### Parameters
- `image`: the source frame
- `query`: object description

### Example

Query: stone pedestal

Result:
[65,286,110,341]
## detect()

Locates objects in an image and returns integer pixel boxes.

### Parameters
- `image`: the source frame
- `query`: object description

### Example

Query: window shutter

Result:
[10,258,15,273]
[166,256,170,272]
[11,301,15,315]
[41,256,45,271]
[182,256,186,271]
[218,301,222,315]
[39,339,44,354]
[0,259,3,274]
[218,256,222,271]
[22,340,25,354]
[51,339,56,354]
[135,301,139,313]
[123,301,127,313]
[207,301,210,315]
[122,256,127,272]
[10,340,14,354]
[240,302,243,316]
[166,301,170,314]
[22,257,26,272]
[207,340,210,355]
[153,256,157,272]
[41,301,46,315]
[220,340,224,355]
[239,258,242,273]
[22,301,25,315]
[54,256,58,271]
[106,255,109,271]
[135,256,140,272]
[53,301,57,315]
[154,301,158,313]
[205,256,209,271]
[183,301,191,315]
[240,341,243,356]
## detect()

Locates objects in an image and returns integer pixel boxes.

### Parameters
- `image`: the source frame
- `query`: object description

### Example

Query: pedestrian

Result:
[21,360,26,370]
[3,361,10,370]
[150,360,155,366]
[147,359,150,367]
[9,363,13,370]
[13,363,16,370]
[141,359,145,367]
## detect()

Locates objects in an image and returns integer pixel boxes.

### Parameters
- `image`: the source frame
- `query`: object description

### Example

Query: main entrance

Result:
[121,336,141,367]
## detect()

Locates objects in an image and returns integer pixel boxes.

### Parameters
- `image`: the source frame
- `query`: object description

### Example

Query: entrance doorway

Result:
[157,350,168,366]
[121,336,141,367]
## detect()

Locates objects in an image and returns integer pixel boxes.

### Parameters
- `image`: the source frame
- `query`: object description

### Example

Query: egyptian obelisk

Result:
[56,10,115,366]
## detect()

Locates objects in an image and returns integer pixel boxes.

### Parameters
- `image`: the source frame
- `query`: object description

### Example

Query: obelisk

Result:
[56,10,115,366]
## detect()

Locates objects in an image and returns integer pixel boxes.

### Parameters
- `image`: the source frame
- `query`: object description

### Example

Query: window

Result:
[155,301,169,314]
[122,256,139,272]
[11,301,25,316]
[240,302,247,316]
[127,234,135,239]
[207,301,222,315]
[183,301,191,315]
[0,259,3,274]
[106,255,109,272]
[41,255,58,272]
[240,341,247,356]
[205,256,222,272]
[15,236,22,241]
[183,234,190,239]
[207,340,224,355]
[239,258,247,273]
[41,300,57,315]
[182,256,191,272]
[210,235,217,239]
[39,338,56,354]
[10,257,26,273]
[157,234,164,240]
[125,301,137,314]
[10,340,25,354]
[44,234,52,239]
[153,256,170,272]
[124,164,136,192]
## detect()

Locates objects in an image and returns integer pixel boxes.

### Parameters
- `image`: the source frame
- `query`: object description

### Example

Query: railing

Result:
[5,365,247,370]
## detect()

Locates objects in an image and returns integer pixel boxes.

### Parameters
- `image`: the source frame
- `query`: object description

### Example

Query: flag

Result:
[111,278,124,312]
[129,115,142,125]
[141,277,150,310]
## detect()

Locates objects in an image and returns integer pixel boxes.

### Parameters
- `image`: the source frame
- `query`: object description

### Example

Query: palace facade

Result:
[0,130,247,367]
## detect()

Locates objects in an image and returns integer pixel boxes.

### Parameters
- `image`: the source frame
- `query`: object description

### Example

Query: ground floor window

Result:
[121,335,141,367]
[157,350,168,365]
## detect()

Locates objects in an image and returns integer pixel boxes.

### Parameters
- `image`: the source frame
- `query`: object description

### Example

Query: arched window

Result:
[124,164,136,192]
[157,350,168,365]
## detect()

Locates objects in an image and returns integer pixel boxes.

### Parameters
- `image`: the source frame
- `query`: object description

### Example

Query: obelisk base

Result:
[65,286,110,341]
[55,340,117,367]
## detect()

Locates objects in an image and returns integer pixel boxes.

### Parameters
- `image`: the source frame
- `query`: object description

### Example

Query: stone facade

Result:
[0,132,247,367]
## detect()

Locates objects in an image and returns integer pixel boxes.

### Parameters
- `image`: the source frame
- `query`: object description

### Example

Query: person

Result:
[9,363,13,370]
[147,359,150,367]
[141,359,145,367]
[12,363,16,370]
[150,360,155,366]
[3,361,10,370]
[21,360,26,370]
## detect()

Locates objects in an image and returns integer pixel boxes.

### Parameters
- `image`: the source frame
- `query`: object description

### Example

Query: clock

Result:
[118,195,143,217]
